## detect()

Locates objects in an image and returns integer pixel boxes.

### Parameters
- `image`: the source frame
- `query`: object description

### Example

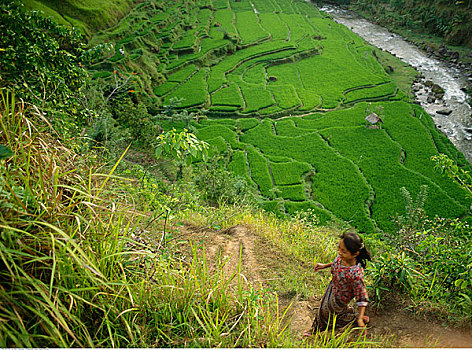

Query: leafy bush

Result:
[0,1,87,123]
[193,161,257,207]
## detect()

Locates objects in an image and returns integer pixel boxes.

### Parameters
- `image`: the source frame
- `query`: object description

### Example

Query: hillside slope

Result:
[22,0,137,35]
[20,0,471,232]
[182,223,472,347]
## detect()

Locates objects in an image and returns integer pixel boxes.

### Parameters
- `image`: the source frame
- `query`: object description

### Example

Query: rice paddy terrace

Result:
[88,0,471,232]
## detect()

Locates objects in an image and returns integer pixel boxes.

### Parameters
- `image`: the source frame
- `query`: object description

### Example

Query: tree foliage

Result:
[0,0,87,120]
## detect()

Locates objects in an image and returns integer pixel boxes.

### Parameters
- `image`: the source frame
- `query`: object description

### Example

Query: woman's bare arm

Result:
[314,262,333,272]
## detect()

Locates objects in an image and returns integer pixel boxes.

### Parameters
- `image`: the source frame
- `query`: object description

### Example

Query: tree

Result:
[0,1,87,123]
[155,129,209,180]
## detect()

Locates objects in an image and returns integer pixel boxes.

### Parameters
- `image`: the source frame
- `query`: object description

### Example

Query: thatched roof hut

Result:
[365,112,383,124]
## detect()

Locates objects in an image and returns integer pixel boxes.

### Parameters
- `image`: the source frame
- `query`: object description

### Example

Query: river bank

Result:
[316,2,472,164]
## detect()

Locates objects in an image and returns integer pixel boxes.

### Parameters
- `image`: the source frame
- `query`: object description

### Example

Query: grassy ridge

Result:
[23,0,136,35]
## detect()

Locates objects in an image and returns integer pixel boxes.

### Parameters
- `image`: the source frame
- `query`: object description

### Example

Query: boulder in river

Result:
[437,109,453,116]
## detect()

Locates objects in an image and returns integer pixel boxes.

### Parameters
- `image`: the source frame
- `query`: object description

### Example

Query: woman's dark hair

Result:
[340,231,371,268]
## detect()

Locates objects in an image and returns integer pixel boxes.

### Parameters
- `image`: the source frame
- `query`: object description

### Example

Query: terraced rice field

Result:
[89,0,471,232]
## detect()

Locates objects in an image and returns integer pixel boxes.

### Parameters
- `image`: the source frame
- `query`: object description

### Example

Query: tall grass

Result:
[0,89,381,347]
[0,90,300,347]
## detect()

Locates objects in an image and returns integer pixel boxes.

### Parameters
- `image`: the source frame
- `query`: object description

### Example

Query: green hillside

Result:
[22,0,136,35]
[21,0,469,232]
[57,0,469,232]
[3,1,472,347]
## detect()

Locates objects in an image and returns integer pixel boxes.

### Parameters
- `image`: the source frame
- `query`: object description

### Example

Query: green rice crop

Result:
[167,64,196,82]
[164,70,207,107]
[246,146,275,198]
[235,11,270,45]
[380,102,470,207]
[292,0,322,18]
[319,125,466,231]
[270,160,311,186]
[199,118,236,127]
[277,184,306,201]
[259,13,289,41]
[279,13,314,42]
[283,201,331,225]
[208,105,240,112]
[173,29,197,50]
[276,0,295,15]
[269,85,301,110]
[227,150,253,185]
[213,9,237,36]
[207,136,229,154]
[229,0,253,12]
[252,0,278,14]
[411,104,469,166]
[242,64,267,84]
[237,117,259,131]
[196,8,212,32]
[240,83,275,113]
[241,120,375,232]
[196,125,244,150]
[266,155,293,163]
[258,105,283,115]
[344,82,398,104]
[211,82,243,107]
[213,0,229,10]
[260,200,284,216]
[155,81,178,97]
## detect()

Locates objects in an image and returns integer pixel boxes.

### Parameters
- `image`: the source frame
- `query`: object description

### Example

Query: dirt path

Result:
[183,224,472,347]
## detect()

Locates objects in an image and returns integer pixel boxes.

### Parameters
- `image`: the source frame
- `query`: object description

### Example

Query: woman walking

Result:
[305,230,371,335]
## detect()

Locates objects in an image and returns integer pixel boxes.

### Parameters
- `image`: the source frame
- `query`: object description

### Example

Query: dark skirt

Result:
[311,280,357,332]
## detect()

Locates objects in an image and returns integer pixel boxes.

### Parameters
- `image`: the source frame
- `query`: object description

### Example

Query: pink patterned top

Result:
[331,255,369,307]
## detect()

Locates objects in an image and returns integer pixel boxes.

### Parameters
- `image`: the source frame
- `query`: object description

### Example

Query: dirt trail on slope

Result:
[183,224,472,347]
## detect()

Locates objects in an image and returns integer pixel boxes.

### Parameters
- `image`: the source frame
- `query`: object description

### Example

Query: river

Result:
[316,3,472,163]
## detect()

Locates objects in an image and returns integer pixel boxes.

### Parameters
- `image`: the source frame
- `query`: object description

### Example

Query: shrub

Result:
[0,1,87,123]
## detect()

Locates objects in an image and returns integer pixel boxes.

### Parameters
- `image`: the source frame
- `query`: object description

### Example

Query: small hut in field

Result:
[365,112,383,129]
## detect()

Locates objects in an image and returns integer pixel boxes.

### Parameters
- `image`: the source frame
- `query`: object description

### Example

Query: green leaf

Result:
[0,145,14,160]
[155,145,163,160]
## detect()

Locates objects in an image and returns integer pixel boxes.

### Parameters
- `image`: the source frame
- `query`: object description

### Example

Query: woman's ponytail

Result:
[340,230,371,268]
